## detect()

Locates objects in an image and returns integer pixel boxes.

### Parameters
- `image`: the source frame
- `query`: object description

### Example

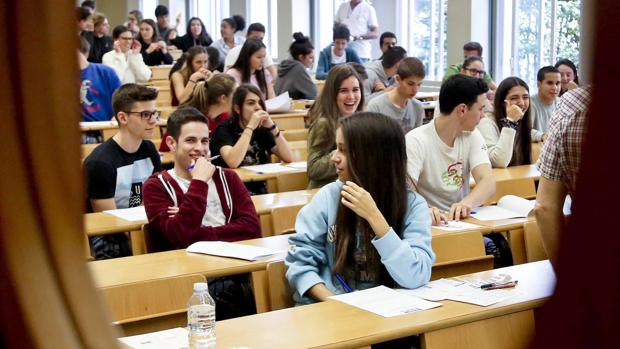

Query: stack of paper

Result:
[283,161,307,170]
[80,120,117,127]
[398,276,519,307]
[266,92,292,113]
[328,285,442,317]
[118,327,188,348]
[103,206,147,222]
[186,241,287,261]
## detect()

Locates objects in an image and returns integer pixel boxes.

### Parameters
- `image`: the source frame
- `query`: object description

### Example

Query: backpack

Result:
[208,274,256,320]
[484,232,514,268]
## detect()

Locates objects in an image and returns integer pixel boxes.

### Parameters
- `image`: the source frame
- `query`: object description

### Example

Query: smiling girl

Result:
[307,64,364,189]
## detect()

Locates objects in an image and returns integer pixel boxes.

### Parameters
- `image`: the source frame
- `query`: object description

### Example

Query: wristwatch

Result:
[501,118,519,130]
[268,122,278,131]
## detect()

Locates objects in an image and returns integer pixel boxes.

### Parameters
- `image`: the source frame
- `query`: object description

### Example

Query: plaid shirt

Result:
[537,86,592,194]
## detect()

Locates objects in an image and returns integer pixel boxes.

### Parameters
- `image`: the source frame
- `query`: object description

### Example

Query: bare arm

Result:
[269,125,293,163]
[90,198,116,212]
[361,25,380,40]
[307,283,335,302]
[218,129,253,169]
[534,177,567,264]
[449,163,496,220]
[171,72,196,105]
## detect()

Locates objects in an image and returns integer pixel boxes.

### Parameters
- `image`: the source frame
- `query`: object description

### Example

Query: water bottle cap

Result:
[193,282,209,292]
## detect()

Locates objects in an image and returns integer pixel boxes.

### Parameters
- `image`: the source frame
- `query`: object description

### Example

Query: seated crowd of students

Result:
[78,1,583,332]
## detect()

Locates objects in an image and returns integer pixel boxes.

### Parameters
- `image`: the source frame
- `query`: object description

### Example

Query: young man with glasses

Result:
[142,107,260,251]
[102,25,152,84]
[83,83,162,259]
[443,42,497,91]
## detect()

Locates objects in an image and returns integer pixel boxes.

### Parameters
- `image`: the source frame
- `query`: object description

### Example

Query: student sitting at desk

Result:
[315,24,362,80]
[84,84,162,259]
[477,77,532,168]
[406,75,496,225]
[136,19,173,66]
[274,32,318,100]
[307,64,364,189]
[170,46,214,106]
[210,85,292,193]
[366,57,425,132]
[226,38,276,100]
[286,112,434,306]
[143,107,260,250]
[102,25,152,84]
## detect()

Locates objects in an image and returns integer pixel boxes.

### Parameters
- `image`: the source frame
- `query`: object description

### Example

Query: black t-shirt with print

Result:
[210,118,277,168]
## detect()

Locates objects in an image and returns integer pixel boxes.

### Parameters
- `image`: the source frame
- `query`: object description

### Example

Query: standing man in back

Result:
[83,84,162,259]
[334,0,379,63]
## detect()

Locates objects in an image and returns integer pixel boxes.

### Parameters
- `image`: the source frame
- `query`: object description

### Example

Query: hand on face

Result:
[340,181,380,222]
[131,39,141,54]
[247,110,269,130]
[505,102,524,122]
[190,156,216,182]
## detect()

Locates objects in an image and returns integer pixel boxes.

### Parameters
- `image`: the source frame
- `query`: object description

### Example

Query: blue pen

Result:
[186,155,220,170]
[335,274,353,293]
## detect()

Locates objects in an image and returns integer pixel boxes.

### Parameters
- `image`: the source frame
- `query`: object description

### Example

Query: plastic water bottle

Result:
[188,282,216,349]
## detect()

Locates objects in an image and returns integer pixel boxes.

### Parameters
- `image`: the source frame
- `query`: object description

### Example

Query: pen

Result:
[482,280,518,290]
[335,274,353,293]
[186,155,220,170]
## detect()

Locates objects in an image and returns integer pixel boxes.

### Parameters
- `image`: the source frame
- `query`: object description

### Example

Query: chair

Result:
[523,221,548,262]
[100,273,206,336]
[485,177,537,205]
[270,204,305,236]
[266,260,294,311]
[431,231,494,280]
[275,171,308,192]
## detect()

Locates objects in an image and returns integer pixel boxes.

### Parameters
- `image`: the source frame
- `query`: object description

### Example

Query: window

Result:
[397,0,448,81]
[502,0,580,89]
[312,0,345,55]
[247,0,279,59]
[140,0,158,20]
[189,0,230,41]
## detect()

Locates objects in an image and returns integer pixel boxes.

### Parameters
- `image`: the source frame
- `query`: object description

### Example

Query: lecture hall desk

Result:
[214,260,555,349]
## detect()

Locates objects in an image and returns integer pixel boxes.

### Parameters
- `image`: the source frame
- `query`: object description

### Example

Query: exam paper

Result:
[80,120,117,127]
[329,285,441,317]
[399,276,519,307]
[186,241,287,261]
[266,92,292,113]
[103,206,147,222]
[118,327,188,348]
[240,163,299,174]
[433,220,483,232]
[283,161,307,169]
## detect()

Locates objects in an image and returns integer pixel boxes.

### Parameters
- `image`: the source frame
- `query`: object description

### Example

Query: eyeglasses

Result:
[119,36,134,41]
[464,68,486,76]
[124,110,161,120]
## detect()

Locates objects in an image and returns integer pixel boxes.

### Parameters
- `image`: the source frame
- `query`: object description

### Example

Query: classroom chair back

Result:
[270,204,305,236]
[431,230,494,280]
[99,273,206,336]
[523,221,548,262]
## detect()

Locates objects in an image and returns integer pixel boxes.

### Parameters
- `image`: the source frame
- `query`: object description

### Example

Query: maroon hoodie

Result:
[143,167,261,251]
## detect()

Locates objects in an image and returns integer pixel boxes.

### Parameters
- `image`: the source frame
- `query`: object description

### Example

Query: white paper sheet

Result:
[266,92,292,113]
[103,206,147,222]
[433,220,483,231]
[470,206,524,220]
[186,241,287,261]
[328,285,442,317]
[118,327,188,349]
[80,120,117,127]
[399,275,519,307]
[240,163,299,174]
[471,196,535,220]
[283,161,307,169]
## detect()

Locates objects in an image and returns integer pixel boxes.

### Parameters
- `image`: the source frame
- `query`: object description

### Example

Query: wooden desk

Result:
[233,165,307,193]
[90,234,290,313]
[492,164,540,183]
[215,260,554,349]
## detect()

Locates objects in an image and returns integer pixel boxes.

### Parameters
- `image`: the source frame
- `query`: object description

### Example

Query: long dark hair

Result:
[186,17,213,46]
[493,77,532,166]
[231,38,268,96]
[308,64,364,129]
[137,19,160,43]
[333,112,410,287]
[230,84,266,125]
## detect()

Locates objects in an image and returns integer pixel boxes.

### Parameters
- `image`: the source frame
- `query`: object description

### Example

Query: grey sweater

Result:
[274,59,317,100]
